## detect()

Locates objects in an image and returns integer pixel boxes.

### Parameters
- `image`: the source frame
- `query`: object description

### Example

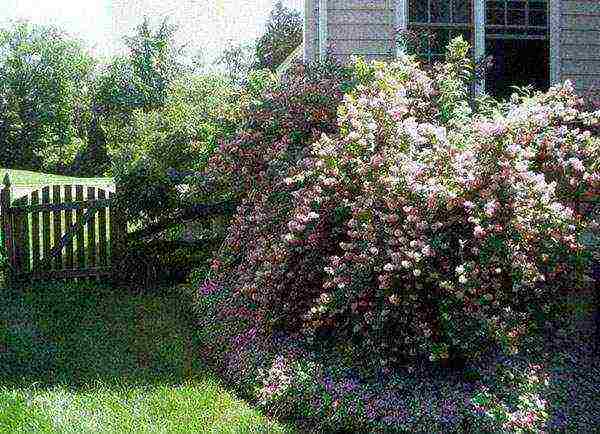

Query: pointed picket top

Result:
[3,172,10,188]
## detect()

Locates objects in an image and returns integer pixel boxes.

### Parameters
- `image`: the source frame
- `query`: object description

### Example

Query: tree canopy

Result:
[254,2,303,72]
[0,22,95,173]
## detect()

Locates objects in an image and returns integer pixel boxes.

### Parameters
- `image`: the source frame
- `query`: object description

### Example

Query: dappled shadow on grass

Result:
[0,282,195,388]
[0,281,291,433]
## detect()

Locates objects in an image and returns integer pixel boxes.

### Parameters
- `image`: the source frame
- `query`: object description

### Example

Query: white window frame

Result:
[318,0,328,61]
[394,0,408,56]
[474,0,486,95]
[549,0,561,85]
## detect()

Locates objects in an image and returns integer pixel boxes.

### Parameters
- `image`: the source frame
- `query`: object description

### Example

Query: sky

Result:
[0,0,303,65]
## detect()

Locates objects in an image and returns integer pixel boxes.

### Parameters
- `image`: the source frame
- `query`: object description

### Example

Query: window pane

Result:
[453,0,472,23]
[529,1,548,27]
[507,1,526,10]
[430,30,450,55]
[431,1,451,23]
[507,9,526,25]
[431,29,472,56]
[485,38,549,98]
[409,0,428,23]
[486,0,548,36]
[487,2,505,25]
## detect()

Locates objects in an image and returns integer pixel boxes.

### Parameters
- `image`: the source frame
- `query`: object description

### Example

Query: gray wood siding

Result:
[304,0,319,63]
[306,0,397,63]
[328,0,395,61]
[560,1,600,96]
[304,0,317,62]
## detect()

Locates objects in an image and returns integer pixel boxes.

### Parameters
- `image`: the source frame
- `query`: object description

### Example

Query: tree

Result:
[254,1,303,72]
[215,41,256,85]
[94,17,185,114]
[0,21,95,173]
[74,16,187,176]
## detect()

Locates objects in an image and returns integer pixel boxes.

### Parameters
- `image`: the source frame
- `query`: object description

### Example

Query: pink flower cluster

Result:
[205,39,599,366]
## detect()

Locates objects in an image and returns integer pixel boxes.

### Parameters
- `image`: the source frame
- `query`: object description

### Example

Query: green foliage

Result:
[0,21,95,173]
[105,72,246,225]
[215,41,256,85]
[254,2,303,72]
[0,230,7,275]
[94,17,185,115]
[73,16,186,178]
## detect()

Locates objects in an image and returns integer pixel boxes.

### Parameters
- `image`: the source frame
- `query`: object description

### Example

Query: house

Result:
[300,0,599,98]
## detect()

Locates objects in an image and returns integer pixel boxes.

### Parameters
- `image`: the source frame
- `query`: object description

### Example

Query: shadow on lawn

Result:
[0,281,199,388]
[0,280,292,433]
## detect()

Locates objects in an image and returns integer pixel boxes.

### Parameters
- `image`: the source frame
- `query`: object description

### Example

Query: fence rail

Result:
[0,173,126,287]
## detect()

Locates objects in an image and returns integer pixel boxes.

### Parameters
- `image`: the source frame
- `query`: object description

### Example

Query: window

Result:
[486,0,548,38]
[485,0,549,97]
[408,0,473,64]
[406,0,551,98]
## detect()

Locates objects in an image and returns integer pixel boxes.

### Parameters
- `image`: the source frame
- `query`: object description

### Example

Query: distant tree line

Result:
[0,1,303,177]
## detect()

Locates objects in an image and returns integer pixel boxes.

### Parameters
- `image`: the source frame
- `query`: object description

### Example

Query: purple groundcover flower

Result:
[323,375,334,393]
[231,327,258,347]
[440,399,459,424]
[199,280,220,296]
[381,409,410,427]
[549,408,568,429]
[339,378,360,393]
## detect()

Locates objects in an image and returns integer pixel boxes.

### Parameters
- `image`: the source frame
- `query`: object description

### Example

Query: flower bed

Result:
[193,281,600,432]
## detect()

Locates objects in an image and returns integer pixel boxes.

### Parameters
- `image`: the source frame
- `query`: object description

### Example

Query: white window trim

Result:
[318,0,328,61]
[474,0,486,95]
[549,0,561,85]
[304,0,312,62]
[394,0,408,56]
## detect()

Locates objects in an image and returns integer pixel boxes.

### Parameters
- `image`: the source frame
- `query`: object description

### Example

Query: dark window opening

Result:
[485,0,549,99]
[485,39,549,98]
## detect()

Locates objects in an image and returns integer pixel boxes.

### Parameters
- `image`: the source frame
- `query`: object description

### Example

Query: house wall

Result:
[560,1,600,96]
[304,0,599,97]
[304,0,318,63]
[327,0,395,63]
[305,0,397,64]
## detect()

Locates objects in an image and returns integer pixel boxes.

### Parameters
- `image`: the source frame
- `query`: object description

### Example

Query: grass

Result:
[1,168,113,188]
[0,281,293,433]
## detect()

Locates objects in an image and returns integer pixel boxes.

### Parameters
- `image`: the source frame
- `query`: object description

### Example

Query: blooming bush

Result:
[190,36,600,431]
[205,37,599,369]
[204,57,355,200]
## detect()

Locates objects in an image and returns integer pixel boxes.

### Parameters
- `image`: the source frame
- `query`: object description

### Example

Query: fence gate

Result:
[0,174,127,287]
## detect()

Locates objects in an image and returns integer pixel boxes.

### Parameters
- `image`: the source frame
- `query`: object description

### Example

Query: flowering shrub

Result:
[205,37,599,369]
[203,58,354,200]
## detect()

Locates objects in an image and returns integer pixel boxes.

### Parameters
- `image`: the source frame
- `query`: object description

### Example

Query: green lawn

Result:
[0,282,292,433]
[1,168,113,188]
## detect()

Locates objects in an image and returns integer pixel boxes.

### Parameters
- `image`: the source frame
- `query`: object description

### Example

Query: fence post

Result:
[110,181,127,286]
[1,173,14,288]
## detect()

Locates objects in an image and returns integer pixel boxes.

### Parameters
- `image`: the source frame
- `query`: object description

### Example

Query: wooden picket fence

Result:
[0,173,127,288]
